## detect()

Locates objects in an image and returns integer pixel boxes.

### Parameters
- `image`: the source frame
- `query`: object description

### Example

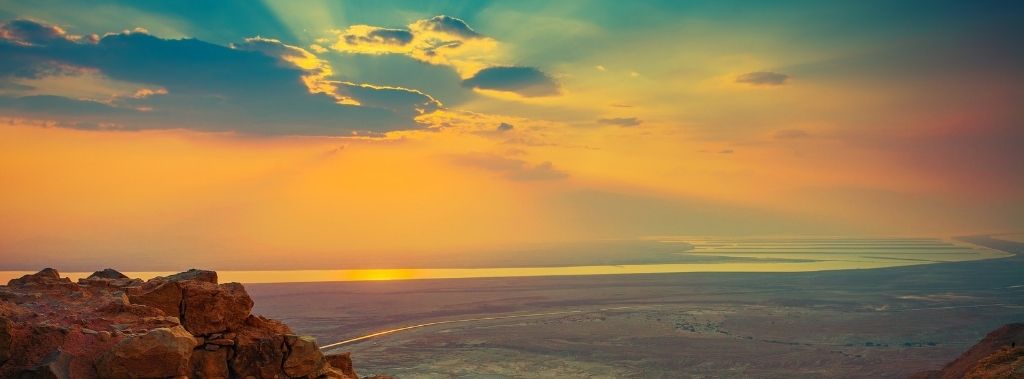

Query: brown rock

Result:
[963,346,1024,378]
[127,281,182,318]
[324,352,359,379]
[230,333,287,379]
[164,269,218,284]
[95,326,196,379]
[77,269,140,288]
[245,314,293,335]
[181,282,253,335]
[86,269,128,280]
[8,268,61,286]
[283,335,324,378]
[319,366,351,379]
[7,269,78,292]
[15,350,72,379]
[0,317,12,365]
[935,323,1024,379]
[191,347,229,379]
[208,338,234,346]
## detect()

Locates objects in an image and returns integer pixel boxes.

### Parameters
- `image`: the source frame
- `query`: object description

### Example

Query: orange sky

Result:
[0,2,1021,270]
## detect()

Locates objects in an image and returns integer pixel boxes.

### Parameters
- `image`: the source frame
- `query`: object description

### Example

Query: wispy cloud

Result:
[462,66,560,97]
[735,71,789,86]
[452,153,569,181]
[597,117,642,127]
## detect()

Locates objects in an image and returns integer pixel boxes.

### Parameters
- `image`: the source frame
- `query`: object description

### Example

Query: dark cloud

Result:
[773,129,810,139]
[735,71,789,86]
[345,27,413,46]
[597,117,642,127]
[0,19,69,46]
[496,122,514,132]
[416,15,480,38]
[452,153,569,181]
[0,19,437,135]
[0,95,126,115]
[462,66,560,97]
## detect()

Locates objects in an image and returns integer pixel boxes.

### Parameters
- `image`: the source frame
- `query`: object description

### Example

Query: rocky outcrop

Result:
[0,268,375,378]
[181,281,253,335]
[95,326,197,378]
[911,323,1024,379]
[325,352,359,379]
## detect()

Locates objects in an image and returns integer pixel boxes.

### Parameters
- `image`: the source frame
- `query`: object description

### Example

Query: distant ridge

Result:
[910,323,1024,378]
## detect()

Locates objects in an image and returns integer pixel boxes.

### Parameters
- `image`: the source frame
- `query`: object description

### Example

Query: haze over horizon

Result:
[1,0,1022,271]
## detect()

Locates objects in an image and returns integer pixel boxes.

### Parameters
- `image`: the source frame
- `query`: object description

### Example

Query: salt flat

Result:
[245,236,1024,378]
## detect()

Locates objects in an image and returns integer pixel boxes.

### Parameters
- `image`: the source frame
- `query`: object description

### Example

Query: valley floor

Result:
[248,236,1024,378]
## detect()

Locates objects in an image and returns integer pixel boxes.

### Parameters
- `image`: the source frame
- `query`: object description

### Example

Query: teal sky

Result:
[0,1,1021,269]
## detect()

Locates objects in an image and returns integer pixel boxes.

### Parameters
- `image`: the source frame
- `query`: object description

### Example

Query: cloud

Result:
[773,129,810,139]
[331,15,496,77]
[0,19,441,135]
[496,122,514,132]
[462,66,560,97]
[236,36,441,117]
[0,19,71,46]
[735,71,789,86]
[597,117,642,127]
[328,15,560,98]
[411,15,480,38]
[452,153,569,181]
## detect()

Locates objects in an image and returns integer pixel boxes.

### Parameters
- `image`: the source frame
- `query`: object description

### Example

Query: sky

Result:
[0,0,1022,270]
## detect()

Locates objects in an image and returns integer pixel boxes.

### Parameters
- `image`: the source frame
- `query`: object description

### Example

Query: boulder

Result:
[78,269,140,289]
[230,333,287,379]
[126,281,182,317]
[8,269,78,291]
[324,352,359,379]
[94,326,196,379]
[190,347,229,379]
[86,269,128,280]
[164,269,218,284]
[1,268,348,379]
[15,350,71,379]
[245,314,293,335]
[181,282,253,335]
[283,335,324,378]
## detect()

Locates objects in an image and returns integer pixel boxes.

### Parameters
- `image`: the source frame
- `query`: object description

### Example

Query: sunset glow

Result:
[1,1,1021,271]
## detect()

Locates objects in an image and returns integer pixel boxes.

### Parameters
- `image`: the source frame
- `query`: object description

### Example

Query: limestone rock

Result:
[87,269,128,280]
[7,269,78,291]
[181,281,253,335]
[16,350,71,379]
[190,347,229,379]
[126,281,182,317]
[95,326,196,379]
[324,352,359,379]
[230,333,287,379]
[164,269,218,284]
[78,269,141,289]
[8,268,61,285]
[0,268,351,379]
[245,314,293,335]
[283,335,324,378]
